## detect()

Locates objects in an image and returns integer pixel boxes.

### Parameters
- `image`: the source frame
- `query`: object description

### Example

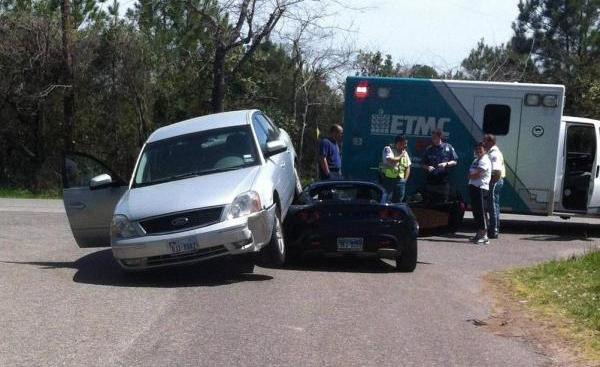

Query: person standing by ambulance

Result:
[380,135,411,203]
[318,124,343,180]
[483,134,505,239]
[422,129,458,202]
[468,142,492,245]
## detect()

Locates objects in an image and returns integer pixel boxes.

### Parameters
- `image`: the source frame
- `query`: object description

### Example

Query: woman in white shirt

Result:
[468,143,492,245]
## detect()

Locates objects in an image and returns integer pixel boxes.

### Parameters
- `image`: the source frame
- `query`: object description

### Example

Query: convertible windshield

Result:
[306,184,383,204]
[133,126,259,187]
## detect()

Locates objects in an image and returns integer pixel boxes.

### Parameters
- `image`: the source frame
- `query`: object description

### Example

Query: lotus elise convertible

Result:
[284,181,419,272]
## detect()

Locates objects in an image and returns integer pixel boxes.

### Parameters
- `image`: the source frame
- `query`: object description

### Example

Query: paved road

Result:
[1,199,598,367]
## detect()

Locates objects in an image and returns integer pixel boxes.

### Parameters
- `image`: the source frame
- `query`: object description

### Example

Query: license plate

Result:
[337,237,364,252]
[167,237,199,254]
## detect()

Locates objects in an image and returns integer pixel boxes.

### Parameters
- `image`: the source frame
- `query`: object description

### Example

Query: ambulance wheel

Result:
[448,203,464,233]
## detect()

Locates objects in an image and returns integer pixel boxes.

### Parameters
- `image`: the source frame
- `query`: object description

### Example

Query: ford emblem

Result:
[171,217,190,226]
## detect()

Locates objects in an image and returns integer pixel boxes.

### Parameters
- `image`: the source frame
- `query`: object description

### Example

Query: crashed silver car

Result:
[62,110,301,272]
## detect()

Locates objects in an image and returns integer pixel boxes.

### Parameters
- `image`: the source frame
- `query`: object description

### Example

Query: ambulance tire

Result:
[447,204,464,233]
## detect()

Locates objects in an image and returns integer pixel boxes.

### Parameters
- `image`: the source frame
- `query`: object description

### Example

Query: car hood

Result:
[117,166,260,220]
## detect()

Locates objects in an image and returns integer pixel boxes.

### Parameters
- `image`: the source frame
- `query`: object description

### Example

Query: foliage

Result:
[461,39,530,81]
[0,0,345,191]
[504,250,600,360]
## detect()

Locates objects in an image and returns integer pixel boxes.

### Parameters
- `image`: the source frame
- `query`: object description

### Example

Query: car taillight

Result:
[378,208,402,220]
[354,81,369,100]
[298,210,321,223]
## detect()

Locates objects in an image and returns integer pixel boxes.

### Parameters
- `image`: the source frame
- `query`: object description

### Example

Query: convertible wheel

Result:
[259,208,286,267]
[396,238,417,272]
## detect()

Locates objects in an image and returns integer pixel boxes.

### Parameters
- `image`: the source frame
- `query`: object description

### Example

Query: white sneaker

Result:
[476,236,490,245]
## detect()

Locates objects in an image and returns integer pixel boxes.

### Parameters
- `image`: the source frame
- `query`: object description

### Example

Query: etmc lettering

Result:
[371,111,451,137]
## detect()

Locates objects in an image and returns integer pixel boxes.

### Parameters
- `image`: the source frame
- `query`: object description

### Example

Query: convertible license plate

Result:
[337,237,364,252]
[167,237,199,254]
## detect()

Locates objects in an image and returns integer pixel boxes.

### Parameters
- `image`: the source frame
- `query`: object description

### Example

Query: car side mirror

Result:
[265,140,287,157]
[89,173,113,190]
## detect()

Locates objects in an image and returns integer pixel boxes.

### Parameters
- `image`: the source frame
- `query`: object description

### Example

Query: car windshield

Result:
[133,126,259,188]
[306,184,383,204]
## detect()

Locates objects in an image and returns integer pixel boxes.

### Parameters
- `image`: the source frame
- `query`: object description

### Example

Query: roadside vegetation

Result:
[0,0,598,196]
[501,250,600,361]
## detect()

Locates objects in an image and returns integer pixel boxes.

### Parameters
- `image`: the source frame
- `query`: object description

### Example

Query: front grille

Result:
[145,245,228,266]
[139,207,224,235]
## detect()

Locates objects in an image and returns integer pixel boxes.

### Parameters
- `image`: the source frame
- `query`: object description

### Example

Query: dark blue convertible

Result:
[284,181,419,272]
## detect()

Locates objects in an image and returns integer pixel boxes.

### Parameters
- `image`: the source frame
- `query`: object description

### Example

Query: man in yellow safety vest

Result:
[380,135,411,203]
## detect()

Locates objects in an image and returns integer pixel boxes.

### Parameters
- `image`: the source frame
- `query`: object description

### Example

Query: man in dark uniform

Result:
[318,124,343,180]
[422,128,458,202]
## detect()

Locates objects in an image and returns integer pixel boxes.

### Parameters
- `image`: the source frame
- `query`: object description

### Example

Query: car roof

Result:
[146,109,258,143]
[562,116,600,125]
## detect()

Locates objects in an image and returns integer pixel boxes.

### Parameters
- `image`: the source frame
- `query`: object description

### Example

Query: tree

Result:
[461,39,530,81]
[512,0,600,113]
[355,51,400,77]
[61,0,75,152]
[189,0,300,112]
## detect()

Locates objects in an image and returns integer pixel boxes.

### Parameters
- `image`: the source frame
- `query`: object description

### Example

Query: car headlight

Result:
[222,191,262,220]
[111,215,139,239]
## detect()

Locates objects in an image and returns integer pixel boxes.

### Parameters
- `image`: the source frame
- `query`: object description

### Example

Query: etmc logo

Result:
[370,110,451,137]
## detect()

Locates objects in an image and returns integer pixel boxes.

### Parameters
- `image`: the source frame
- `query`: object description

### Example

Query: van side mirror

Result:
[265,140,287,157]
[90,174,113,190]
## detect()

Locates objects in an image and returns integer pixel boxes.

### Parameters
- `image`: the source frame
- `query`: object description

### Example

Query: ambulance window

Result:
[483,104,510,135]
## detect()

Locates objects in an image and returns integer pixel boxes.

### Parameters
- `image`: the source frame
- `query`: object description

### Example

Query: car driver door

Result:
[62,153,128,247]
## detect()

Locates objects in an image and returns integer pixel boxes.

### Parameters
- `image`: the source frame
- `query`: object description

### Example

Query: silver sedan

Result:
[62,110,301,271]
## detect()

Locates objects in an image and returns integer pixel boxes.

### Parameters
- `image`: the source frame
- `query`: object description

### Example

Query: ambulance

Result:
[342,76,600,218]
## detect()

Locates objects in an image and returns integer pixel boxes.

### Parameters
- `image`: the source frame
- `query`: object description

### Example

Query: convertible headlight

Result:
[222,191,262,220]
[110,215,139,239]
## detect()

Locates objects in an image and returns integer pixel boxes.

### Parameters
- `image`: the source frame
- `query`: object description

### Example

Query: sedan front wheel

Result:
[258,208,286,267]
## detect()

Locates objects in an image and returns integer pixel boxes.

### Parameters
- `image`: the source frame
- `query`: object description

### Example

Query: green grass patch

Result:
[503,250,600,360]
[0,188,61,199]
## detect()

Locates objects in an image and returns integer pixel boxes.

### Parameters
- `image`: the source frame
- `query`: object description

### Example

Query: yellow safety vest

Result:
[381,148,410,179]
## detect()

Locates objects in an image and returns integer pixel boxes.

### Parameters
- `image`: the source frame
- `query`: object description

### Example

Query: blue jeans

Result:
[487,179,503,235]
[381,177,406,203]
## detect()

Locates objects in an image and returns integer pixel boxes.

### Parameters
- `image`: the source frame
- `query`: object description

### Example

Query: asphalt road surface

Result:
[1,199,599,367]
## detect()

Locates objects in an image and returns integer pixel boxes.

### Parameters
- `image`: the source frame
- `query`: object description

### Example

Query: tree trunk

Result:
[211,46,227,113]
[61,0,75,152]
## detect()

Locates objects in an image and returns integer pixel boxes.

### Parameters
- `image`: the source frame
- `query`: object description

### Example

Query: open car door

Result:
[62,153,128,248]
[588,124,600,213]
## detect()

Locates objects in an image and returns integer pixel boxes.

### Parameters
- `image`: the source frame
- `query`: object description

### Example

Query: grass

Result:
[0,188,61,199]
[502,250,600,361]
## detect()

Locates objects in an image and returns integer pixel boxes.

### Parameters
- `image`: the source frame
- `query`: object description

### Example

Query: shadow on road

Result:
[280,255,430,273]
[458,218,599,238]
[2,249,273,288]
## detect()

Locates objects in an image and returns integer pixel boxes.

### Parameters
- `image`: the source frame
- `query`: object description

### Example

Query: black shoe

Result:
[488,233,498,239]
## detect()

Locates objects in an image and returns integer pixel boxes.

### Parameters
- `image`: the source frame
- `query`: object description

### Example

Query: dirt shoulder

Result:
[482,273,599,367]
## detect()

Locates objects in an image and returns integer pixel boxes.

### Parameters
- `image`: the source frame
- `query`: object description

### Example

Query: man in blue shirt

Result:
[422,129,458,201]
[318,124,343,180]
